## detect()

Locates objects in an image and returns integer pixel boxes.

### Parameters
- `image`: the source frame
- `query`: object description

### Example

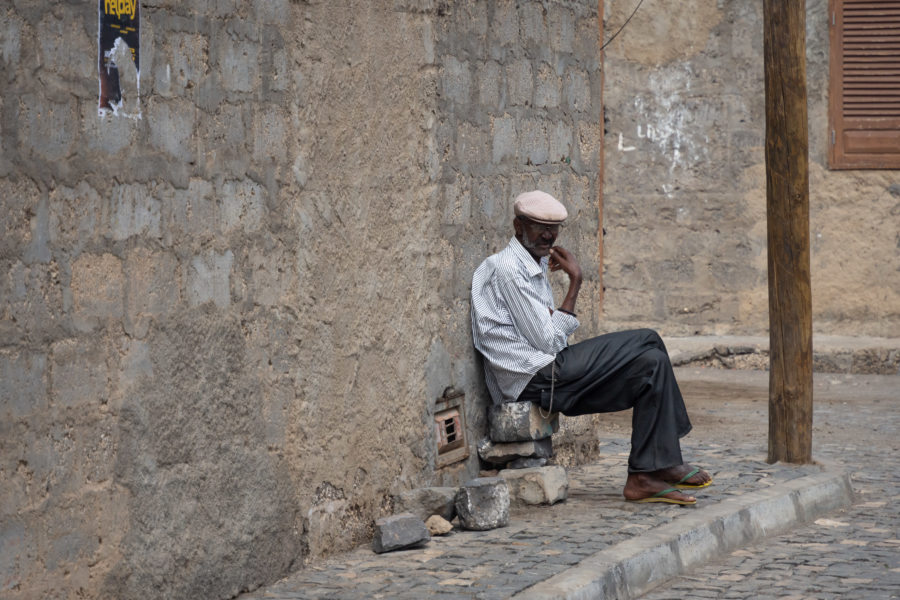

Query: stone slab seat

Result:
[488,400,559,443]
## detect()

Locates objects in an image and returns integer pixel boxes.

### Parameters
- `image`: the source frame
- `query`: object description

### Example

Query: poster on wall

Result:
[98,0,140,117]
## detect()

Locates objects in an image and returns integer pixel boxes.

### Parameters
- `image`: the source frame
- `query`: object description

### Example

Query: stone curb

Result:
[510,469,853,600]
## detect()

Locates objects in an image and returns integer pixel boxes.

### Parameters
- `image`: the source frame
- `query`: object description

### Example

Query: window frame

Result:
[828,0,900,169]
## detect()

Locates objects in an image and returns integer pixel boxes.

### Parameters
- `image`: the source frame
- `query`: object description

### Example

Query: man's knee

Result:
[633,347,669,376]
[634,328,666,351]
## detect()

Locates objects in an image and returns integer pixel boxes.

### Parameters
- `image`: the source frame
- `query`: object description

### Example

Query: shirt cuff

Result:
[550,309,579,337]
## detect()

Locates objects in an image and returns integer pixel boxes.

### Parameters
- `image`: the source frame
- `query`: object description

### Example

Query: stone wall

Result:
[601,0,900,337]
[429,0,606,473]
[0,1,603,599]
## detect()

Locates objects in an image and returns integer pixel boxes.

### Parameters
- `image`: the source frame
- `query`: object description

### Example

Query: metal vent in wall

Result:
[434,388,469,468]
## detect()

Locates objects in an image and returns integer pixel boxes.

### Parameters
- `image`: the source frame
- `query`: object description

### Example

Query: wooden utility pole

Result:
[763,0,813,463]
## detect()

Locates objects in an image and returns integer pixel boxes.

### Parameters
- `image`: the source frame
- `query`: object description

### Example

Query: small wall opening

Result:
[434,388,469,468]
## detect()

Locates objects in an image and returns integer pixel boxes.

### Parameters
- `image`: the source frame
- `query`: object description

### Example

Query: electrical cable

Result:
[599,0,646,52]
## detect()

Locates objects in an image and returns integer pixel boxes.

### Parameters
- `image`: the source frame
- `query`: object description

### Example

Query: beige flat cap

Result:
[513,190,568,224]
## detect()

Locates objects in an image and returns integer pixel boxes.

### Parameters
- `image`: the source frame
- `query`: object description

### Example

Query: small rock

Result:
[500,465,568,506]
[395,487,457,521]
[372,513,430,554]
[489,401,559,442]
[477,437,553,465]
[455,477,510,531]
[507,457,548,469]
[425,515,453,535]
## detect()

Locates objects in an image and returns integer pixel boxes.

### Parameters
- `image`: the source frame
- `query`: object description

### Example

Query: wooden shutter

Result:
[829,0,900,169]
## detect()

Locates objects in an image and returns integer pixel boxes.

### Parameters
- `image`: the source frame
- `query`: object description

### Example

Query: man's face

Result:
[514,216,560,259]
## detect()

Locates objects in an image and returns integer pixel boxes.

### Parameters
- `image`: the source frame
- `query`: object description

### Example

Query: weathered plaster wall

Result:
[601,0,900,337]
[0,1,604,599]
[0,1,434,598]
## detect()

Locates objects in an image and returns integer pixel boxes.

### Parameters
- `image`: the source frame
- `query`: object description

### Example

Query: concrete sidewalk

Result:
[663,335,900,375]
[239,442,852,600]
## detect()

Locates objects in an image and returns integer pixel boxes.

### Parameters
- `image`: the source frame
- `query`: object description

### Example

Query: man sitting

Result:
[470,190,711,505]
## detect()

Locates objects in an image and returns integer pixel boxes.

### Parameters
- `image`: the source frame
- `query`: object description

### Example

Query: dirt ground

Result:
[597,367,899,454]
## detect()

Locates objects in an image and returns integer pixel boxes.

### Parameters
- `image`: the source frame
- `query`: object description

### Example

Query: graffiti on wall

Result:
[98,0,140,117]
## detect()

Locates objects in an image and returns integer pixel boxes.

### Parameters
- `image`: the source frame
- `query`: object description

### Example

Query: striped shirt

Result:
[471,237,580,404]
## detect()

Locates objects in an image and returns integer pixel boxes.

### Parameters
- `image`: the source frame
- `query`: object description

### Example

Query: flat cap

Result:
[513,191,568,224]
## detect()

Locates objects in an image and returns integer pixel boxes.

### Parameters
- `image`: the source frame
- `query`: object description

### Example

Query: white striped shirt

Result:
[471,237,580,403]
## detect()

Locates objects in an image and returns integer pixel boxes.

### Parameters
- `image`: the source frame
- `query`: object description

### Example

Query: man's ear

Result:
[513,217,522,237]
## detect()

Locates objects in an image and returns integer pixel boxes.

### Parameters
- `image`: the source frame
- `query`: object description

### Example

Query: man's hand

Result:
[548,246,583,283]
[548,246,582,316]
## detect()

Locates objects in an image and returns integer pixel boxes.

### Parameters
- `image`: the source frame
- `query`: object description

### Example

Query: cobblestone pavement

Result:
[638,371,900,600]
[241,442,819,600]
[241,371,897,600]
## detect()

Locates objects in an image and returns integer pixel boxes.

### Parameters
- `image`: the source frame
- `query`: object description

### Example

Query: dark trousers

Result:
[517,329,692,473]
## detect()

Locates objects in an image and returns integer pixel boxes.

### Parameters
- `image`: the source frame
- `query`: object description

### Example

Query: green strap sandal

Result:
[627,487,697,506]
[672,466,712,489]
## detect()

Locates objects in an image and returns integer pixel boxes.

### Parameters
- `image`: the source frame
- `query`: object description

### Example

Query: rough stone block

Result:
[535,63,561,109]
[0,351,47,420]
[477,437,553,465]
[455,477,509,531]
[2,262,64,342]
[520,2,547,45]
[442,55,471,106]
[488,401,559,442]
[506,59,533,106]
[576,119,602,167]
[372,513,430,553]
[456,122,489,173]
[186,250,233,308]
[0,520,31,592]
[500,466,569,506]
[548,9,575,54]
[477,60,501,107]
[549,121,573,163]
[148,99,196,162]
[71,253,125,322]
[125,248,180,337]
[564,67,591,112]
[461,1,488,36]
[574,17,601,67]
[519,118,549,166]
[50,339,108,409]
[246,244,298,307]
[217,179,266,233]
[425,515,452,536]
[252,107,287,164]
[219,37,261,93]
[153,33,208,98]
[19,96,75,162]
[48,182,99,251]
[507,457,548,470]
[0,350,47,419]
[395,487,457,522]
[105,183,161,242]
[492,115,516,164]
[490,0,518,48]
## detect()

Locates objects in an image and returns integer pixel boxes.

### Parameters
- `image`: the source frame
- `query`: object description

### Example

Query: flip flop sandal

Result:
[627,487,697,506]
[671,466,712,489]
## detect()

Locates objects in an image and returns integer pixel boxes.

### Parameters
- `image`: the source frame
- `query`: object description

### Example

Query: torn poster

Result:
[98,0,140,117]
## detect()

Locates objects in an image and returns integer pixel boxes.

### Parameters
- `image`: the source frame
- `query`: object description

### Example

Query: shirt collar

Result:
[509,236,547,277]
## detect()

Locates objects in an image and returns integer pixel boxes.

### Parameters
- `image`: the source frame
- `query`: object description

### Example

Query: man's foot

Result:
[652,464,712,489]
[623,472,697,506]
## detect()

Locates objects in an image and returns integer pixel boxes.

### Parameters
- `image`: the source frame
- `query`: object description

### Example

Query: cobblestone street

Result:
[242,369,898,599]
[638,370,900,600]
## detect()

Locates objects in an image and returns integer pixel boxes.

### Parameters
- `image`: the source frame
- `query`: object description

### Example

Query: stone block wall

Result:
[601,0,900,337]
[0,2,604,599]
[428,0,605,474]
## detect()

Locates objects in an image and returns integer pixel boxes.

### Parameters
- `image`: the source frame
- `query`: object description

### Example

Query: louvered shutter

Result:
[829,0,900,169]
